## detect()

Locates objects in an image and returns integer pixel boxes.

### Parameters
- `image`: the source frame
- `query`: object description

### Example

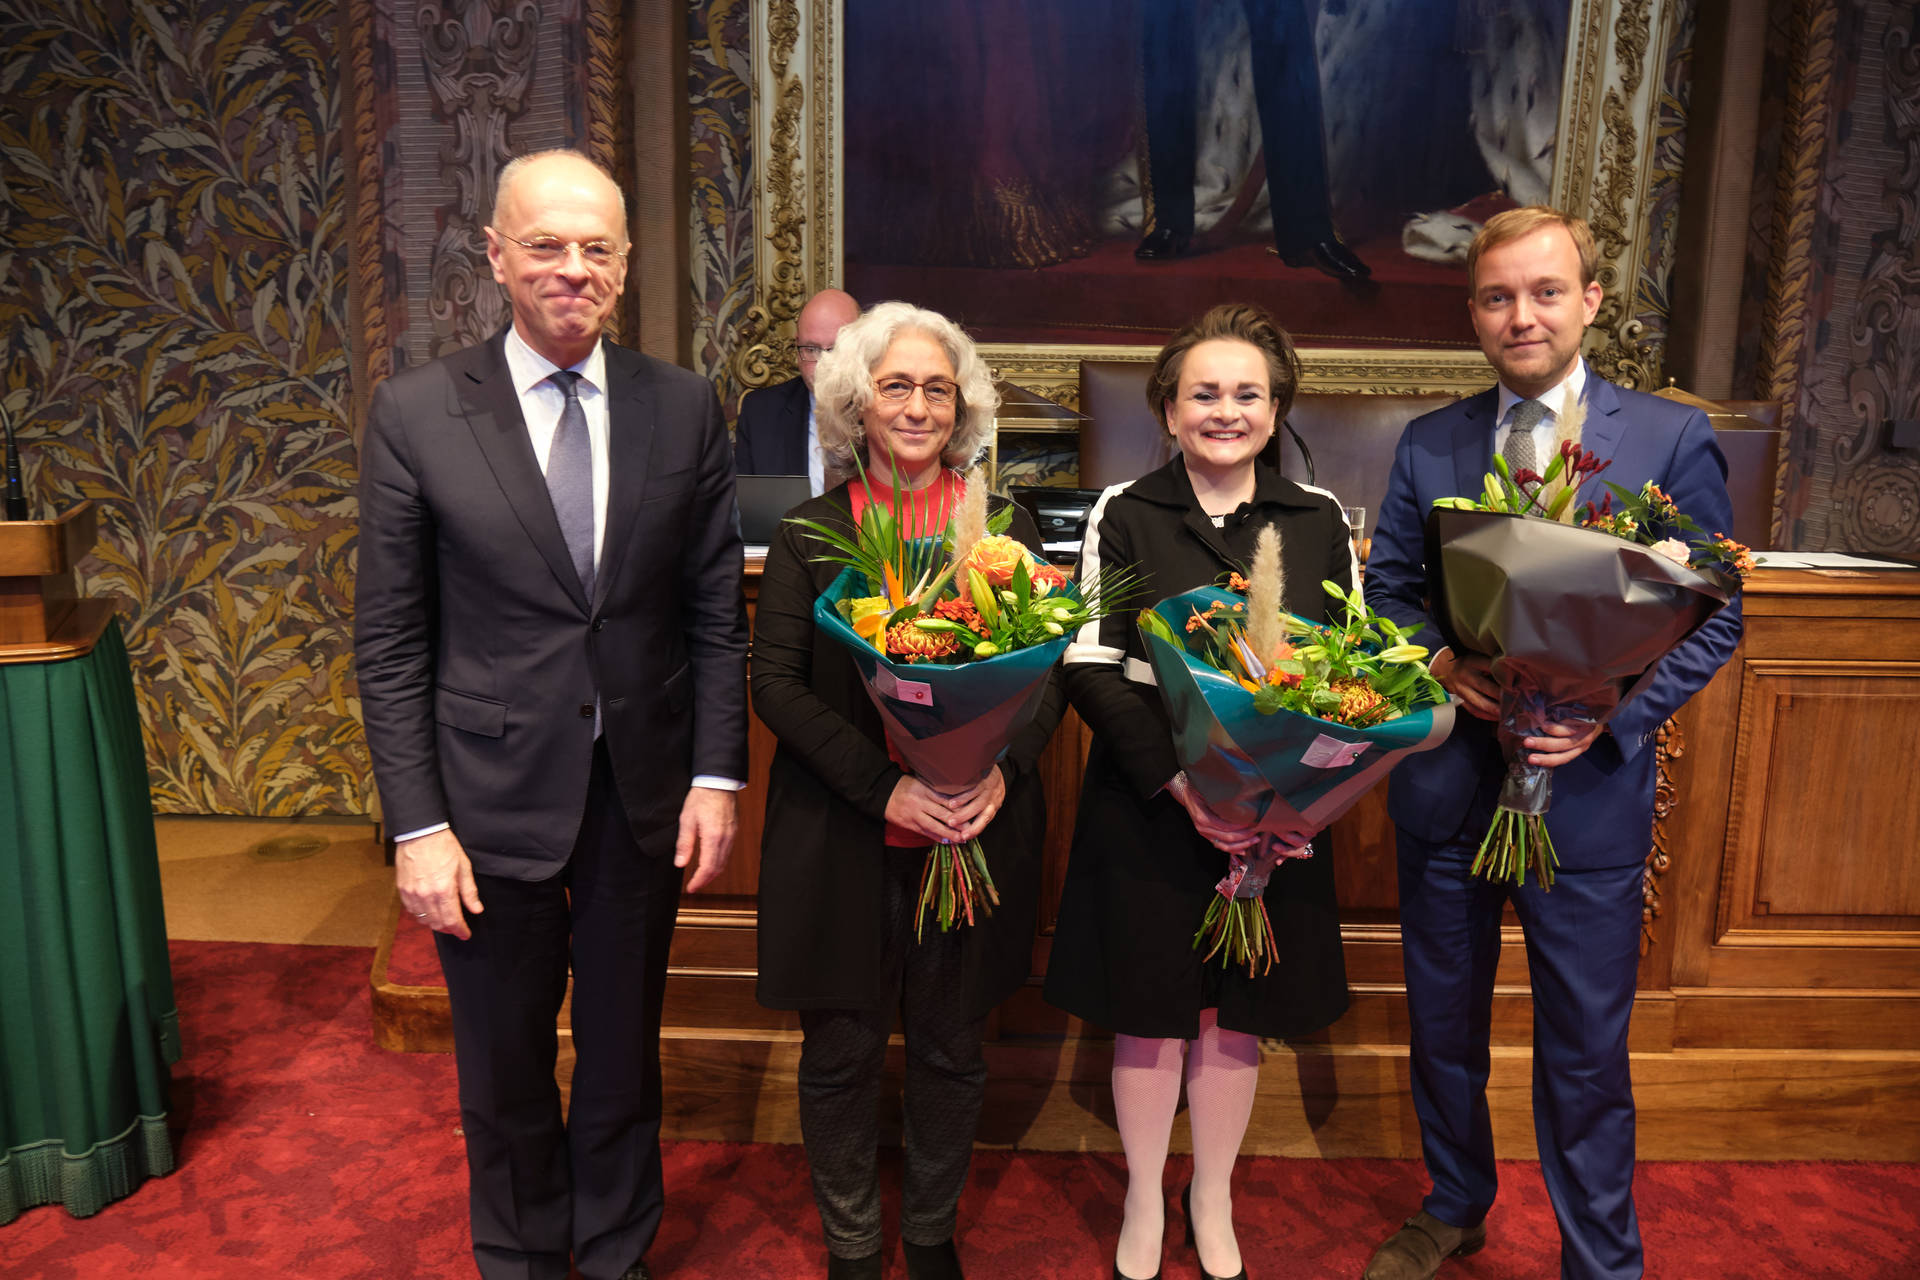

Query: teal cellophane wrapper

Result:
[1139,586,1456,841]
[813,561,1072,790]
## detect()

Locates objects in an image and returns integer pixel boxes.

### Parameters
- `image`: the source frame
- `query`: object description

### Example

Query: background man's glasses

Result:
[797,343,832,360]
[497,232,627,268]
[874,377,959,407]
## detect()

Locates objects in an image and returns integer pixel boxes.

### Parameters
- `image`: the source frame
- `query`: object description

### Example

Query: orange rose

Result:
[962,534,1032,588]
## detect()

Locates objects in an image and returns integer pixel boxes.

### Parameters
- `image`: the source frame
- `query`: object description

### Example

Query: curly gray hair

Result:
[811,301,999,478]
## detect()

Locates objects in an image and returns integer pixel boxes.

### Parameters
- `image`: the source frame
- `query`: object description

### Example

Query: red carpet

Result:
[5,941,1919,1278]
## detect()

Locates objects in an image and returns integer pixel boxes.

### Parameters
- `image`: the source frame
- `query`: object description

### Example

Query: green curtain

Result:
[0,620,179,1223]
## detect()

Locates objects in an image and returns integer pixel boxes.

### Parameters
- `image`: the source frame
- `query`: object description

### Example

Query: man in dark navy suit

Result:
[732,287,859,493]
[1361,207,1742,1280]
[356,150,747,1280]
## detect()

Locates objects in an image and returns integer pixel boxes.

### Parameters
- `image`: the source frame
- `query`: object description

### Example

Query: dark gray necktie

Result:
[545,370,595,598]
[1502,398,1548,476]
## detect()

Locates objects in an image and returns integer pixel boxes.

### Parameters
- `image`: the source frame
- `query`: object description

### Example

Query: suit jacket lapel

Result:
[1577,374,1628,505]
[458,337,589,611]
[781,378,810,474]
[595,342,658,609]
[1450,389,1500,500]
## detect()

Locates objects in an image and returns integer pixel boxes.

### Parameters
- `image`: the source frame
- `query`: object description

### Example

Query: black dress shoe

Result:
[827,1251,883,1279]
[1113,1262,1162,1280]
[1181,1184,1247,1280]
[902,1238,963,1280]
[619,1262,653,1280]
[1277,238,1372,282]
[1135,226,1194,260]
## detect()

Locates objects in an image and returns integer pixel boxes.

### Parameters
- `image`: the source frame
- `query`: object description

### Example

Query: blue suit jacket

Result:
[1363,371,1744,870]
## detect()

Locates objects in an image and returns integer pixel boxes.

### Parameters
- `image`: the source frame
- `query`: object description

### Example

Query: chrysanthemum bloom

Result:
[933,597,985,631]
[1330,677,1388,725]
[886,621,960,662]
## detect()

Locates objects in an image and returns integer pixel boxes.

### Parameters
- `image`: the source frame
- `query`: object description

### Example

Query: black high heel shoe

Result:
[1182,1184,1248,1280]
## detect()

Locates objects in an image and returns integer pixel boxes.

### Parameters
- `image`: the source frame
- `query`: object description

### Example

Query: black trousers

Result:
[797,847,989,1259]
[435,741,682,1280]
[1141,0,1337,252]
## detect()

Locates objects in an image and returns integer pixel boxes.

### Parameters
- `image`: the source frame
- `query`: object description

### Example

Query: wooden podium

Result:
[0,502,113,663]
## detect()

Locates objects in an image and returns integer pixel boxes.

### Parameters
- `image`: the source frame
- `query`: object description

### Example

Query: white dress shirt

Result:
[1493,359,1588,460]
[806,398,826,496]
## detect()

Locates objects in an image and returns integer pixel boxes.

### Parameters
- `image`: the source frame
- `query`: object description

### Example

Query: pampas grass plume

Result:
[1247,523,1287,666]
[1544,394,1587,521]
[950,465,989,567]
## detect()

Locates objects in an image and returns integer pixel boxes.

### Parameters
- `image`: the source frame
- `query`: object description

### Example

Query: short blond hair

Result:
[1467,206,1598,289]
[812,302,999,476]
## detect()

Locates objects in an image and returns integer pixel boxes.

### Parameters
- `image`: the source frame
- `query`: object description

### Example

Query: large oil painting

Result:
[739,0,1681,401]
[840,0,1575,349]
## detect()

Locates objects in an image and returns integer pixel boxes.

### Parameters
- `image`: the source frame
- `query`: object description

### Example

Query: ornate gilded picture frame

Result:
[735,0,1679,404]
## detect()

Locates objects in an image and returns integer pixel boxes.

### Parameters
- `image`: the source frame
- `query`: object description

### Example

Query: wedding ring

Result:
[414,912,428,919]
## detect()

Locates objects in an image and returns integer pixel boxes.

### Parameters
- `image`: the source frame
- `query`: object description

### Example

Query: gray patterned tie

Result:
[545,370,595,599]
[1502,398,1548,476]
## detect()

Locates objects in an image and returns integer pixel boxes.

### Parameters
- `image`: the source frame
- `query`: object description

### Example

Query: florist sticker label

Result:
[1302,734,1369,769]
[874,667,934,706]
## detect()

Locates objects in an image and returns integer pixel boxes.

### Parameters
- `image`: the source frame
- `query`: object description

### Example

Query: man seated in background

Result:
[733,288,860,493]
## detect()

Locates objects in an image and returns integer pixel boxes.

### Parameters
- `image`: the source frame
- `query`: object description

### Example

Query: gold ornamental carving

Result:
[1757,0,1839,438]
[1643,715,1681,955]
[1584,0,1658,390]
[732,0,808,392]
[345,0,390,414]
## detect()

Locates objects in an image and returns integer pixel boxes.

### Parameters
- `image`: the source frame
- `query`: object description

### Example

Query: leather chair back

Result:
[1285,392,1459,542]
[1712,427,1783,550]
[1077,361,1170,490]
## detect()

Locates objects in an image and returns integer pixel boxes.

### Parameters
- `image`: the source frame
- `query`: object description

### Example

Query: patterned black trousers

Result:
[797,846,989,1259]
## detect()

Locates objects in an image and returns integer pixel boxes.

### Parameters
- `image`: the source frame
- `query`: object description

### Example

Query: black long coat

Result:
[752,485,1066,1018]
[1042,455,1358,1040]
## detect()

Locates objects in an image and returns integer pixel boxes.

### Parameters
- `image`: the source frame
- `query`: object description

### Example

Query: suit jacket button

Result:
[579,703,594,718]
[592,618,604,632]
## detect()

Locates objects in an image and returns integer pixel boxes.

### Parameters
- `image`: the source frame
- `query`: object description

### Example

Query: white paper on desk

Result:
[1750,551,1912,569]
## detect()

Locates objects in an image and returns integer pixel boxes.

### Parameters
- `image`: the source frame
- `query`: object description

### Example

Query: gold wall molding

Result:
[1756,0,1836,439]
[731,0,819,392]
[584,0,622,174]
[344,0,390,433]
[1645,715,1681,955]
[980,344,1497,410]
[1558,0,1677,390]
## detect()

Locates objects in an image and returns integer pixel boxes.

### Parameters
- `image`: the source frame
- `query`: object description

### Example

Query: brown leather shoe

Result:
[1360,1211,1487,1280]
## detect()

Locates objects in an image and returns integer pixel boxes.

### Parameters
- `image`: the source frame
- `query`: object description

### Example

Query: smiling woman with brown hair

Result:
[1045,304,1360,1280]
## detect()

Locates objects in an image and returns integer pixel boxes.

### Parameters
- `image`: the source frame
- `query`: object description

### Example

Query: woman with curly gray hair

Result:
[808,300,999,487]
[750,300,1060,1280]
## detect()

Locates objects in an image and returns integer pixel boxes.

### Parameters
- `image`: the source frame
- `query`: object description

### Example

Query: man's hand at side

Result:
[1431,646,1500,720]
[676,786,737,892]
[396,828,484,940]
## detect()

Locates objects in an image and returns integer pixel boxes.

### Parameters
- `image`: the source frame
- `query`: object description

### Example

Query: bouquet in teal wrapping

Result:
[1137,526,1456,974]
[795,467,1140,937]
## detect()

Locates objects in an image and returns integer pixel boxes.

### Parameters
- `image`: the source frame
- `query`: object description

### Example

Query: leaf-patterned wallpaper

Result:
[688,0,755,414]
[1,0,365,815]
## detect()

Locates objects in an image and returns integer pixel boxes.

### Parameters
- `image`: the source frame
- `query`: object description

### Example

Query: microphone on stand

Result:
[2,398,26,521]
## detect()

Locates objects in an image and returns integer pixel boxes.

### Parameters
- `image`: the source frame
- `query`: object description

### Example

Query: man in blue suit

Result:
[1361,207,1743,1280]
